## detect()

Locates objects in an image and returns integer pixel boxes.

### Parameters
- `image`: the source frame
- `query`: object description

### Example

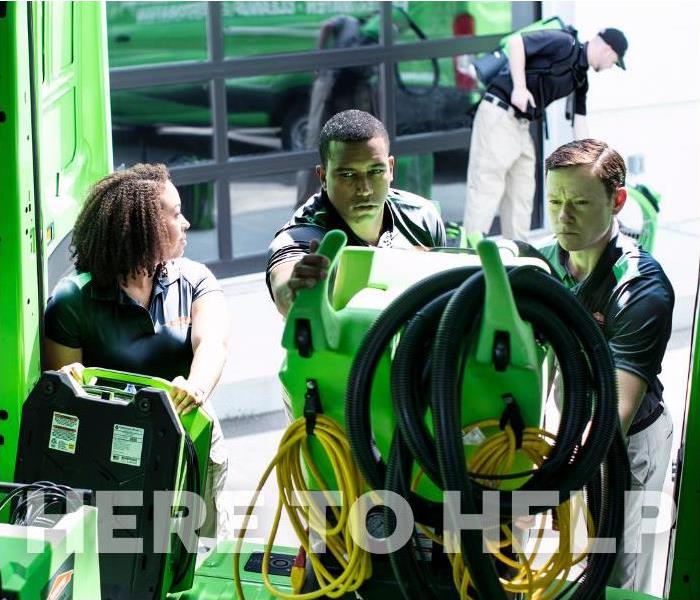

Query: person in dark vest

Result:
[464,27,628,241]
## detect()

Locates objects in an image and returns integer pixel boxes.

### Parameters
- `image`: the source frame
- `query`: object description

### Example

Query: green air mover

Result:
[619,183,661,253]
[275,231,629,599]
[0,501,100,600]
[280,231,548,499]
[13,368,213,600]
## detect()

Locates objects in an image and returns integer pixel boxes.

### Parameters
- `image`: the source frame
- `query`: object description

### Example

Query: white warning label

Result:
[110,424,145,467]
[462,427,486,446]
[49,412,79,454]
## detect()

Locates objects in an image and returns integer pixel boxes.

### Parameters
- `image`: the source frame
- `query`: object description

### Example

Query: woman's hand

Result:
[170,376,206,415]
[58,362,85,384]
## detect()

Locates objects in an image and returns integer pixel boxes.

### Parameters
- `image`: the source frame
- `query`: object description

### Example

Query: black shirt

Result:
[266,188,446,297]
[44,258,222,382]
[489,29,589,121]
[538,230,675,433]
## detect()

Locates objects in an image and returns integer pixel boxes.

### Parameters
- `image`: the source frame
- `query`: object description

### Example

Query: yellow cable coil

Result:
[416,420,593,600]
[233,414,372,599]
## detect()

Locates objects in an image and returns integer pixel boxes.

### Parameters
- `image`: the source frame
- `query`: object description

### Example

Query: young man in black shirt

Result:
[268,109,445,316]
[464,27,628,241]
[538,139,674,593]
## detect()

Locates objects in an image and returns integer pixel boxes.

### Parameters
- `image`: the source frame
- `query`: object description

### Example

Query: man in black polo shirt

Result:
[464,26,628,241]
[268,109,445,316]
[538,139,674,593]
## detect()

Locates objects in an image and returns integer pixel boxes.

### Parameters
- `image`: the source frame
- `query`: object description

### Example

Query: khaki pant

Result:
[608,405,673,593]
[199,405,232,539]
[464,99,536,241]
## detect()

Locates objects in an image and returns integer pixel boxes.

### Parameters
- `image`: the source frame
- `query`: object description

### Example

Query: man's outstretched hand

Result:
[287,239,330,300]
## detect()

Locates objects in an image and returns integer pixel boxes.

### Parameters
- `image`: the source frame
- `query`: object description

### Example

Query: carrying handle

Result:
[81,367,172,393]
[282,230,348,352]
[475,239,538,369]
[291,230,348,313]
[80,367,209,430]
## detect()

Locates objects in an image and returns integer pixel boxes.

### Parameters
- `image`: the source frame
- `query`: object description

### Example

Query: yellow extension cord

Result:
[415,419,593,600]
[232,414,372,600]
[232,413,593,600]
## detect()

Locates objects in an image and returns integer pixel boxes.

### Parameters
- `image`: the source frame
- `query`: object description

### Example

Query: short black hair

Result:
[319,110,390,166]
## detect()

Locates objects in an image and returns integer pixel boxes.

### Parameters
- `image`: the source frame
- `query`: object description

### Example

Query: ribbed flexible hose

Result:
[346,264,628,600]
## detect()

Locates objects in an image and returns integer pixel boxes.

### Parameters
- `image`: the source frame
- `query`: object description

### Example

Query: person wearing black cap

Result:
[463,26,628,242]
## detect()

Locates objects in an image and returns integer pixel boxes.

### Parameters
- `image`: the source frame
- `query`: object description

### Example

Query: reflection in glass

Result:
[111,82,213,168]
[225,70,323,157]
[395,2,512,44]
[230,173,298,259]
[393,150,466,218]
[395,54,484,136]
[222,2,379,58]
[396,150,467,246]
[179,181,218,263]
[107,2,207,67]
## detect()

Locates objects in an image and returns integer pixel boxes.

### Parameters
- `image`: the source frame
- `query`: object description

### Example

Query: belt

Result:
[628,401,665,436]
[483,93,529,121]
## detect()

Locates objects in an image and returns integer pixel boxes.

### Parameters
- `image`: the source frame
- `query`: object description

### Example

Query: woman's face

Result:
[160,180,190,259]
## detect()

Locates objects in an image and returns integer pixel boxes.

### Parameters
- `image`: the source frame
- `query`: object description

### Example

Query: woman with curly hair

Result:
[44,163,231,539]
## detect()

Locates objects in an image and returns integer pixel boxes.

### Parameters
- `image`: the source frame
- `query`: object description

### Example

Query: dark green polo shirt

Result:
[44,258,222,382]
[266,187,446,297]
[538,229,675,434]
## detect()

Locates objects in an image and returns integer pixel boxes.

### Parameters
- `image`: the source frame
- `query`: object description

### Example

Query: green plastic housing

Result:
[0,1,112,485]
[78,367,213,595]
[280,231,549,499]
[0,505,101,600]
[168,541,296,600]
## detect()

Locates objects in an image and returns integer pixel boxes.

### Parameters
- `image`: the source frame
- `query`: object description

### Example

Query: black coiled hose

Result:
[346,264,628,599]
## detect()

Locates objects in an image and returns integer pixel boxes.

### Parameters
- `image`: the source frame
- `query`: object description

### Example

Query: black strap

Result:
[483,94,511,112]
[304,379,322,436]
[499,394,525,449]
[628,402,664,437]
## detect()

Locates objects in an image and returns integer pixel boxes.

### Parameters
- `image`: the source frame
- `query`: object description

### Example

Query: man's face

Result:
[160,180,190,259]
[591,38,619,72]
[546,165,624,252]
[318,136,394,227]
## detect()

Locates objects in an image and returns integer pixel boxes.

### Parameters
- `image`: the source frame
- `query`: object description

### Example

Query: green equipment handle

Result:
[82,366,172,393]
[283,230,348,351]
[79,367,211,434]
[475,239,539,370]
[293,229,348,309]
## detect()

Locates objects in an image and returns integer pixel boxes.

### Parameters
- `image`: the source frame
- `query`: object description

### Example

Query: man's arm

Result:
[617,368,648,436]
[270,239,329,318]
[607,277,674,435]
[507,34,536,113]
[270,260,301,317]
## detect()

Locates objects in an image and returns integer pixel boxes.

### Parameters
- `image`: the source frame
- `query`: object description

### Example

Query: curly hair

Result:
[71,163,172,286]
[545,139,626,198]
